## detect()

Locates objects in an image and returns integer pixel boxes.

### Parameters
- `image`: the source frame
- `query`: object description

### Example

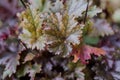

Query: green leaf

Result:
[84,36,99,45]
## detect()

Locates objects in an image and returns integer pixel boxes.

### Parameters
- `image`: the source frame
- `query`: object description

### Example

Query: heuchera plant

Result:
[0,0,115,80]
[18,0,104,60]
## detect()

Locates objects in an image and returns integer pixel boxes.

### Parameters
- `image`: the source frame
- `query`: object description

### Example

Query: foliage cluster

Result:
[0,0,120,80]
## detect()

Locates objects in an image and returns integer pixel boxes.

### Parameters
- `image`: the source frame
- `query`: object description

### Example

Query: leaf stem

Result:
[20,0,27,8]
[84,0,89,24]
[18,39,28,50]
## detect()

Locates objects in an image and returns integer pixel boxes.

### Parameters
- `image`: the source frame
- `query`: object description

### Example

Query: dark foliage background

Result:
[0,0,120,80]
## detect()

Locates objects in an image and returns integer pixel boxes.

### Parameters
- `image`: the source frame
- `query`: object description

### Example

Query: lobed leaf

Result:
[72,45,106,64]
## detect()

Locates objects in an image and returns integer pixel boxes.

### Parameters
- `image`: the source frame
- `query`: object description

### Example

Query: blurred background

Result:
[0,0,120,80]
